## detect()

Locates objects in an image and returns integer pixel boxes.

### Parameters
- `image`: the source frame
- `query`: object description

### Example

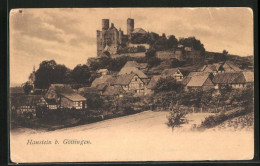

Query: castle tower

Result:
[102,19,109,30]
[118,28,123,44]
[29,65,36,89]
[127,18,134,35]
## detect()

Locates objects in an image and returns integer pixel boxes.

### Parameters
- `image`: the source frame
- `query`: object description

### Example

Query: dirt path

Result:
[10,111,254,163]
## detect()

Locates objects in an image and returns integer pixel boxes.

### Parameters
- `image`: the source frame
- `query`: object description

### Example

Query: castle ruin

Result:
[96,18,148,57]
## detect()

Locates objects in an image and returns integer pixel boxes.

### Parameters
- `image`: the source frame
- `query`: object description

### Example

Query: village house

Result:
[145,75,161,95]
[91,75,117,94]
[44,98,58,110]
[118,63,149,85]
[185,75,215,91]
[184,72,215,91]
[161,68,188,82]
[199,63,223,74]
[119,66,148,78]
[188,72,215,80]
[10,95,44,118]
[44,84,87,110]
[122,61,148,72]
[212,71,254,89]
[200,61,241,75]
[78,87,100,96]
[221,61,242,72]
[112,73,145,95]
[102,85,126,98]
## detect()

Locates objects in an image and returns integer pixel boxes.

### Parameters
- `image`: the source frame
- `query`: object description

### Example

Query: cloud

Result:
[10,10,65,43]
[69,35,96,47]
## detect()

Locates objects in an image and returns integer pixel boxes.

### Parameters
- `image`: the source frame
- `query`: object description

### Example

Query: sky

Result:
[9,8,253,86]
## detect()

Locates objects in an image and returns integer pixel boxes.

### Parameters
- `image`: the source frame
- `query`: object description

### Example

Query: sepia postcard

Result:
[9,8,254,163]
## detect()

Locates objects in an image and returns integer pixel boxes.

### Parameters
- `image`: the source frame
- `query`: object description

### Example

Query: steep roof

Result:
[132,28,147,34]
[118,67,148,79]
[139,63,148,69]
[103,85,125,96]
[44,84,85,102]
[45,84,74,99]
[200,63,222,72]
[60,93,86,101]
[243,71,254,83]
[212,72,246,84]
[161,68,179,77]
[91,75,116,87]
[113,73,137,85]
[161,68,188,77]
[181,77,192,86]
[78,87,99,95]
[186,76,212,87]
[123,61,139,68]
[188,72,211,77]
[222,61,241,72]
[147,75,161,89]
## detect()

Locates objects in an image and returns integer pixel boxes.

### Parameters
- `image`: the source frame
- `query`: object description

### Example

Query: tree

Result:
[53,64,71,83]
[178,36,205,55]
[34,60,71,89]
[71,64,91,84]
[167,35,178,49]
[146,32,160,45]
[155,77,184,93]
[167,104,187,131]
[152,36,168,51]
[145,48,156,59]
[222,49,228,55]
[23,82,33,94]
[171,58,180,68]
[85,93,105,110]
[213,51,227,62]
[147,56,161,67]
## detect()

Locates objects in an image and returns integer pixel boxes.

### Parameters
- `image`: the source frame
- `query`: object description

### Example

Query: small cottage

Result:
[10,95,44,117]
[145,75,161,95]
[102,85,125,98]
[113,73,145,95]
[200,61,241,74]
[212,72,253,89]
[45,84,87,110]
[185,75,215,91]
[91,75,116,94]
[118,66,148,79]
[161,68,188,81]
[185,72,215,91]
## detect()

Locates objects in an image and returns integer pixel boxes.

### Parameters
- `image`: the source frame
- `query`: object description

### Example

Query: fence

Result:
[152,105,235,113]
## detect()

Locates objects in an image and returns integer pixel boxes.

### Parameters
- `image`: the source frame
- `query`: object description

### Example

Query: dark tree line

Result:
[34,60,91,89]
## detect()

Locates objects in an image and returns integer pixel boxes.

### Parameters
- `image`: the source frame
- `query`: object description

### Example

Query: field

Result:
[10,111,254,162]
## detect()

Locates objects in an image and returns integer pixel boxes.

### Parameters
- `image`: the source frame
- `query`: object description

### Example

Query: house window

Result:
[135,77,138,81]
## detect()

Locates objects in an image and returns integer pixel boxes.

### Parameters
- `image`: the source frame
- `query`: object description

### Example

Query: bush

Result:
[155,77,184,93]
[200,107,253,129]
[167,105,188,130]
